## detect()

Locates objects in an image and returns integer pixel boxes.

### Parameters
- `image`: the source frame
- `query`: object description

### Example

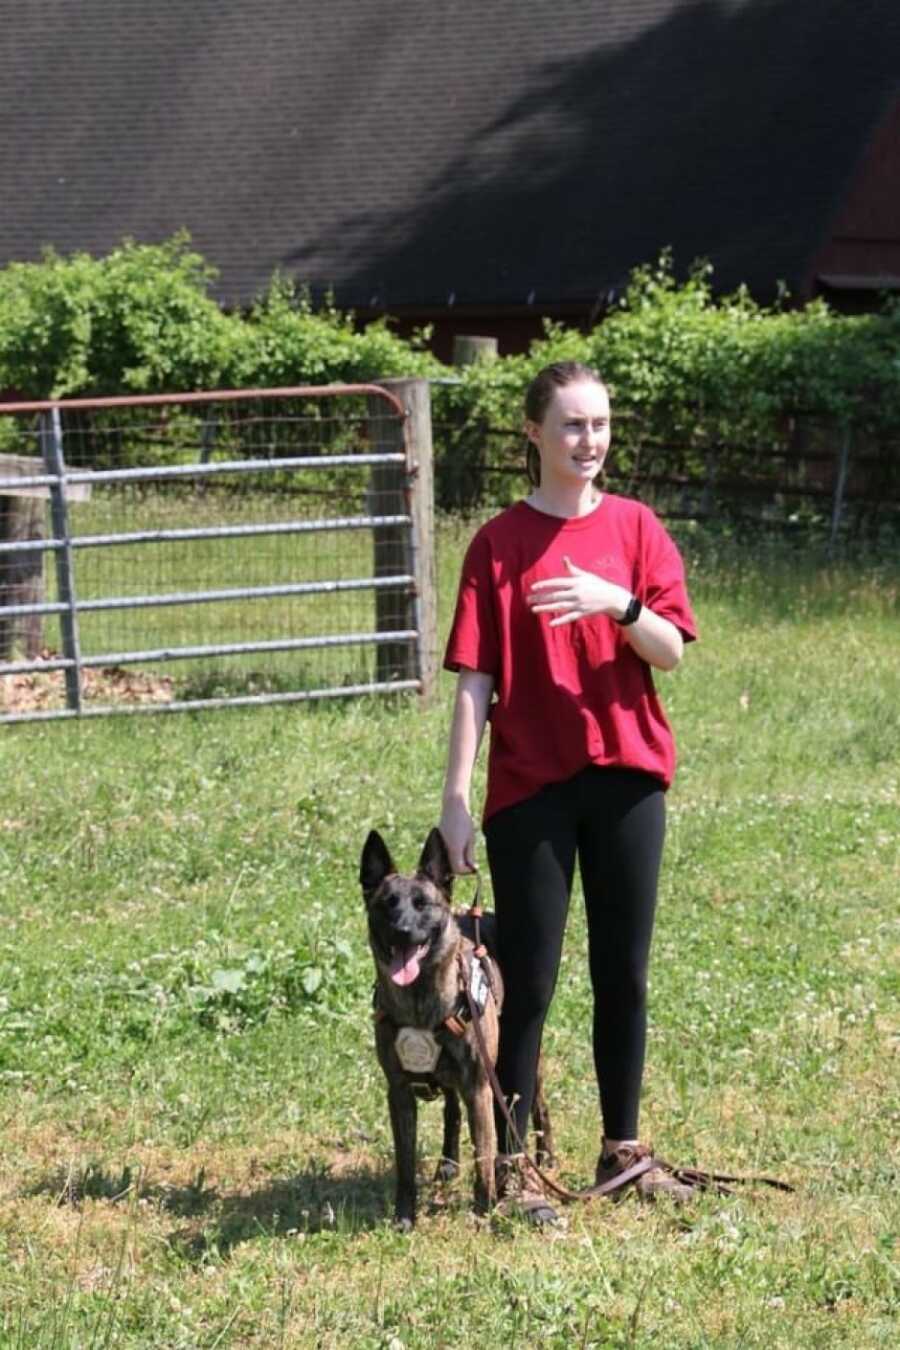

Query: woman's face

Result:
[525,379,611,489]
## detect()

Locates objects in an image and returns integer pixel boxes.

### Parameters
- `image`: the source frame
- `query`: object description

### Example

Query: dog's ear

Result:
[360,830,395,897]
[417,827,454,897]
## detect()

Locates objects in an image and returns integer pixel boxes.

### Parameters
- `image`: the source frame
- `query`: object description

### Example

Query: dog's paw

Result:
[433,1157,460,1184]
[393,1215,415,1234]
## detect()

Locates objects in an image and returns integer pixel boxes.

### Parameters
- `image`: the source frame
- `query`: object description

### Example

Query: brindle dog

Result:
[360,827,553,1228]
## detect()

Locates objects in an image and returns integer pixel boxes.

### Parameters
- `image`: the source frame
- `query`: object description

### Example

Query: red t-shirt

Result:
[443,495,698,822]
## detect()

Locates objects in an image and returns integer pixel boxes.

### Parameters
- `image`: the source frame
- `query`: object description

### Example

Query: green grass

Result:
[0,521,897,1346]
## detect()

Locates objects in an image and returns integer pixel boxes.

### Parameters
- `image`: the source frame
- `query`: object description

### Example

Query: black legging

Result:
[484,765,665,1149]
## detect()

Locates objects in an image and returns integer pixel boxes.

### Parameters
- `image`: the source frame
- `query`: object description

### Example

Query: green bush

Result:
[0,239,896,524]
[0,242,441,401]
[3,239,896,435]
[0,240,445,471]
[228,274,441,388]
[431,255,900,515]
[0,235,237,398]
[438,255,900,436]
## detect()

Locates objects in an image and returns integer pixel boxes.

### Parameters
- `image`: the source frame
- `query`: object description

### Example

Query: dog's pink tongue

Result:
[390,945,422,986]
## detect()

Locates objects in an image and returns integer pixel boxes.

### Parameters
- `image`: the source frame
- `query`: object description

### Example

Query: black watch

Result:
[617,595,642,626]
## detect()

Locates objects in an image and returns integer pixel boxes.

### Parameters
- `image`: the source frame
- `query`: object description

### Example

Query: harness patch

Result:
[469,955,490,1015]
[394,1027,441,1074]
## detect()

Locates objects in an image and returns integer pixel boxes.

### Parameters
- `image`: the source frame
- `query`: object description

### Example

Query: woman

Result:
[439,361,697,1221]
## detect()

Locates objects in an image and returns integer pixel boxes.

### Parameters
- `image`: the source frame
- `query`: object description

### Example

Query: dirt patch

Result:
[1,651,174,713]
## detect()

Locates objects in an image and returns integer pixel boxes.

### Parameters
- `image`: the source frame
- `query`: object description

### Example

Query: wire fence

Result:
[0,384,436,723]
[3,372,895,725]
[433,406,899,546]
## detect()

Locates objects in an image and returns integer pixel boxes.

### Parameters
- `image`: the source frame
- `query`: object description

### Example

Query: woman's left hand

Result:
[527,556,631,627]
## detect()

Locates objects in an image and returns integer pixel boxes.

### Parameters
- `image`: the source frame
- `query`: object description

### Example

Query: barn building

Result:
[1,0,898,358]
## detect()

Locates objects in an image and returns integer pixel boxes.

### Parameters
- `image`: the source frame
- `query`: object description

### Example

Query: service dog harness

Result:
[374,902,496,1099]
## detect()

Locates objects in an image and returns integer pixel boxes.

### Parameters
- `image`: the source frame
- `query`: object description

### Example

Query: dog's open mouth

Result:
[389,941,430,986]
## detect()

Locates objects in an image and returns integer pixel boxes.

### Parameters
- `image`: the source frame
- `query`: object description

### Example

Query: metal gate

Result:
[0,381,436,724]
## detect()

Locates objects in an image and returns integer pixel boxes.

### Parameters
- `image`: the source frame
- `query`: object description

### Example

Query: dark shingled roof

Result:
[1,0,898,311]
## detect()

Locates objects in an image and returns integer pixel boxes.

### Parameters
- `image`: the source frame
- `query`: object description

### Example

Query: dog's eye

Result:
[412,893,426,911]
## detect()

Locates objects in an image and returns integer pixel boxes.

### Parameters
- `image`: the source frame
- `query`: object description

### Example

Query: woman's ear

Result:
[523,419,541,447]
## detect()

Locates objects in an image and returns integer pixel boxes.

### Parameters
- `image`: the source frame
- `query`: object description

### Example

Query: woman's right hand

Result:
[440,667,493,875]
[439,796,478,875]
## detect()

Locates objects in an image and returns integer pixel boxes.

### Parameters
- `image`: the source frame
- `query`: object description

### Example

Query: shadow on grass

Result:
[167,1163,392,1260]
[26,1157,395,1257]
[25,1160,219,1217]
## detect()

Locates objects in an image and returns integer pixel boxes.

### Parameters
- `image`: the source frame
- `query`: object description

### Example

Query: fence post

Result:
[0,493,45,661]
[828,421,852,559]
[452,335,498,368]
[443,336,498,510]
[368,378,437,700]
[40,409,82,712]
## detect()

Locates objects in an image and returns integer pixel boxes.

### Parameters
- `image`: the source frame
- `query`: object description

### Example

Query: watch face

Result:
[395,1027,441,1074]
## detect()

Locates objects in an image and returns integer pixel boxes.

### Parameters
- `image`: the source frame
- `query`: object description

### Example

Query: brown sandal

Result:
[495,1154,560,1227]
[591,1143,694,1202]
[586,1142,794,1201]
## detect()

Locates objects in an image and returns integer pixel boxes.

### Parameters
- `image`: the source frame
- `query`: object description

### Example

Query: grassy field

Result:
[0,520,898,1347]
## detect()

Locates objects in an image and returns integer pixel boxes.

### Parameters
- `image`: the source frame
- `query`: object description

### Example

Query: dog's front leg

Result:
[387,1081,418,1229]
[434,1089,461,1183]
[467,1082,497,1215]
